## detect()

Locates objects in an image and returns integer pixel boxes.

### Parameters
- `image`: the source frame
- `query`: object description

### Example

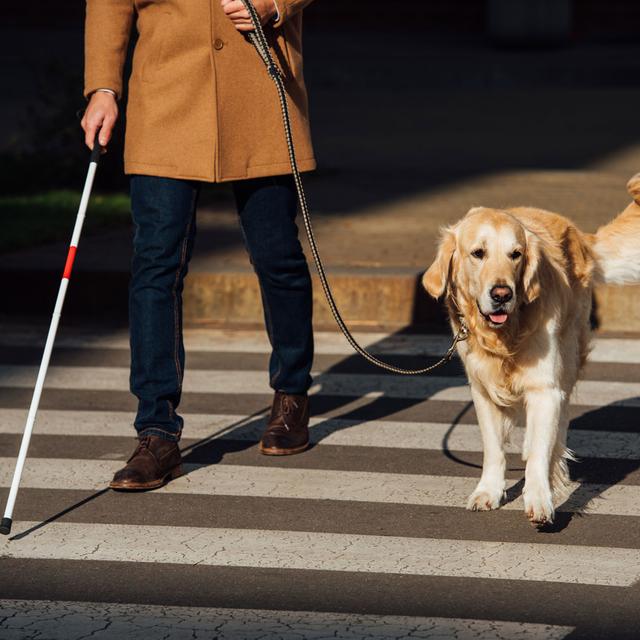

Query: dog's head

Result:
[423,207,542,330]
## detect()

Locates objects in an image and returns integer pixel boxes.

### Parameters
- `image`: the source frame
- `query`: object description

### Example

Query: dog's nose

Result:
[490,285,513,304]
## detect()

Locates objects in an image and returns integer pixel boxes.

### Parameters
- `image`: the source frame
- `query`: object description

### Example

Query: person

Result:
[81,0,316,490]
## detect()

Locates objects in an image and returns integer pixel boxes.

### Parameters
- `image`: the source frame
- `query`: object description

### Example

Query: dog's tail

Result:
[590,174,640,285]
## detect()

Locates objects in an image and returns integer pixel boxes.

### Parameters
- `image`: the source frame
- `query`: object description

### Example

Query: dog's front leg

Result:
[522,388,564,525]
[467,384,508,511]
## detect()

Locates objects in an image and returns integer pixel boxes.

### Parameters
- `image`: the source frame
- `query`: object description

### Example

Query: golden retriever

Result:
[422,174,640,525]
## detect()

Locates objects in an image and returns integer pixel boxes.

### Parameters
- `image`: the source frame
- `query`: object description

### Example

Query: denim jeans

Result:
[129,174,314,442]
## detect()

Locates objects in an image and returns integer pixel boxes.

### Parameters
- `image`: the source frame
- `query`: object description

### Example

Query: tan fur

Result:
[589,174,640,284]
[422,177,640,525]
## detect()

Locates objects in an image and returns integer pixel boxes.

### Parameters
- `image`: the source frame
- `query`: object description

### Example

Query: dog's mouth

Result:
[478,302,509,327]
[487,311,509,326]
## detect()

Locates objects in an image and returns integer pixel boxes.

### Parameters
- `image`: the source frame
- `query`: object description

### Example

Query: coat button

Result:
[214,38,224,50]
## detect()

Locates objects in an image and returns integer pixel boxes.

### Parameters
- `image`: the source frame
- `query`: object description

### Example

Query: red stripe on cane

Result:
[62,246,77,279]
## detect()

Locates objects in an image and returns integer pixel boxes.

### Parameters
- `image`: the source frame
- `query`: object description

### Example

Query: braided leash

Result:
[240,0,468,374]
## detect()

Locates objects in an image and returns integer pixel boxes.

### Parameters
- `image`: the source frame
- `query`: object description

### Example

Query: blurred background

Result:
[1,0,640,329]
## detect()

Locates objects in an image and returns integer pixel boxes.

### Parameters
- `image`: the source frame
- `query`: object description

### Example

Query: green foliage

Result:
[0,190,130,254]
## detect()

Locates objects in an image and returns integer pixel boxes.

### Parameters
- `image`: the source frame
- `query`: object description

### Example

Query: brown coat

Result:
[84,0,316,182]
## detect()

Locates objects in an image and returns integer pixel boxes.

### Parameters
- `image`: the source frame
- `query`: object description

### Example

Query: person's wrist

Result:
[87,88,118,102]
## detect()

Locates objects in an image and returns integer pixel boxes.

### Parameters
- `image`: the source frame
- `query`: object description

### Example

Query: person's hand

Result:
[220,0,276,32]
[80,91,118,152]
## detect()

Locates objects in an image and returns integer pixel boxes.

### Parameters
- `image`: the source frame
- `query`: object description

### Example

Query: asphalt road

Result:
[0,325,639,639]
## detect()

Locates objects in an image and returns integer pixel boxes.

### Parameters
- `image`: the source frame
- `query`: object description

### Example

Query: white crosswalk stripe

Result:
[0,409,638,459]
[2,365,640,407]
[4,521,639,586]
[2,327,638,363]
[1,459,639,517]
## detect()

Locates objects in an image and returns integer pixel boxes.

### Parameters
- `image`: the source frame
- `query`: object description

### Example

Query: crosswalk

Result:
[2,365,640,406]
[1,327,639,639]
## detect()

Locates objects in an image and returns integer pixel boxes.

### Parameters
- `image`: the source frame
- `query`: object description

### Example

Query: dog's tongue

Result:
[489,313,508,324]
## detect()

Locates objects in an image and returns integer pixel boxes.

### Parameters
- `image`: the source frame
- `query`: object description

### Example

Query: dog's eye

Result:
[510,250,522,260]
[471,248,485,259]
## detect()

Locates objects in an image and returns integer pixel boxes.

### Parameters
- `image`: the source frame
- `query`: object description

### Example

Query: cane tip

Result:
[0,517,12,535]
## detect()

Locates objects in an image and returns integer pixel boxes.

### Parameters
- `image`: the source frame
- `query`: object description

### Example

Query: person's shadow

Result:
[7,326,469,540]
[178,326,469,467]
[9,327,638,540]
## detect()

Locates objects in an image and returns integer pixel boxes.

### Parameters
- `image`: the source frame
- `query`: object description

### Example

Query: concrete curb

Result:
[184,269,445,329]
[2,267,639,333]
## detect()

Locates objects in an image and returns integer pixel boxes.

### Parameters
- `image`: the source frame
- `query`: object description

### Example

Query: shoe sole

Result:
[109,464,184,491]
[259,442,309,456]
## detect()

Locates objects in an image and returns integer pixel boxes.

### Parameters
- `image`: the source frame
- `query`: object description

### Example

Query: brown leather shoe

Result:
[260,391,310,456]
[109,435,183,490]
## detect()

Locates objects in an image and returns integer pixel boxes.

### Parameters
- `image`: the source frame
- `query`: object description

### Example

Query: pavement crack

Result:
[77,619,112,640]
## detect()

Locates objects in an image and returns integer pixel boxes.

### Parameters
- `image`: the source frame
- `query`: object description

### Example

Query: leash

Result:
[241,0,468,375]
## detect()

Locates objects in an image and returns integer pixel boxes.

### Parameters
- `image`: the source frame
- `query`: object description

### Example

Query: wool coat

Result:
[84,0,316,182]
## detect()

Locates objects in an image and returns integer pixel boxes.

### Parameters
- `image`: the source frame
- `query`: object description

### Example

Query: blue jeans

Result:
[129,174,314,442]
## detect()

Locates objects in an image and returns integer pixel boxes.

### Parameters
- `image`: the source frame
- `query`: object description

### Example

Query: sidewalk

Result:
[2,166,639,332]
[2,34,640,331]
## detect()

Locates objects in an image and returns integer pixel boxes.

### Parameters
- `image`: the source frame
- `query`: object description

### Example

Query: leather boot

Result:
[110,434,183,490]
[260,391,310,455]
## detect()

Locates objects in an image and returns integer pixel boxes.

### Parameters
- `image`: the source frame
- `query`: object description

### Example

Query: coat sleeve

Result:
[273,0,314,27]
[84,0,135,99]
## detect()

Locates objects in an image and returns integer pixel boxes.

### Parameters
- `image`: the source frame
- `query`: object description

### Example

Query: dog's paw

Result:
[523,487,555,526]
[466,487,503,512]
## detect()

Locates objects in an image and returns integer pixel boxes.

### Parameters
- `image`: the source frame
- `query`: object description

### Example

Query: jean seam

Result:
[259,278,283,389]
[171,208,194,391]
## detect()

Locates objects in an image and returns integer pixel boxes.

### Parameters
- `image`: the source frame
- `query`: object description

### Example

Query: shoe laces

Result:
[128,436,152,462]
[281,394,299,416]
[272,394,300,432]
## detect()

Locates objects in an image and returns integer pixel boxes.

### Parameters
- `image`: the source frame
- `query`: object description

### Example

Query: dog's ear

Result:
[628,173,640,204]
[422,227,456,299]
[565,225,594,287]
[522,230,542,304]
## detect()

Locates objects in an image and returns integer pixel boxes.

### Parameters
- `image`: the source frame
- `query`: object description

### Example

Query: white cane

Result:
[1,133,103,536]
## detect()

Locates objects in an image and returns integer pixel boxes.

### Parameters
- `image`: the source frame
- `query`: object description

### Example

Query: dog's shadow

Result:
[127,329,640,540]
[496,400,640,534]
[556,401,639,533]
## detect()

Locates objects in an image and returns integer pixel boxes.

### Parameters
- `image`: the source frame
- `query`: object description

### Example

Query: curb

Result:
[183,269,446,330]
[3,267,640,333]
[0,267,446,331]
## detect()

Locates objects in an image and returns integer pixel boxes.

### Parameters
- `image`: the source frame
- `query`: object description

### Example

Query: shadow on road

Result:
[2,321,639,542]
[4,320,639,541]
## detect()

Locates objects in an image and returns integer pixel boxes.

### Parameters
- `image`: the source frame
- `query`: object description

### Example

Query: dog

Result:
[422,174,640,525]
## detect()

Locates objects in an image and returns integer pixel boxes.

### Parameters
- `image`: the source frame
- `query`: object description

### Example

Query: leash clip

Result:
[456,315,470,341]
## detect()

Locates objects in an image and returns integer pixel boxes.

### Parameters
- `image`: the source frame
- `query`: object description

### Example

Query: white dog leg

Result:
[549,405,573,501]
[467,385,508,511]
[522,388,564,525]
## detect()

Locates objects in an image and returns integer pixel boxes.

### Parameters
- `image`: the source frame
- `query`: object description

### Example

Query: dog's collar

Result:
[456,315,470,340]
[445,285,470,341]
